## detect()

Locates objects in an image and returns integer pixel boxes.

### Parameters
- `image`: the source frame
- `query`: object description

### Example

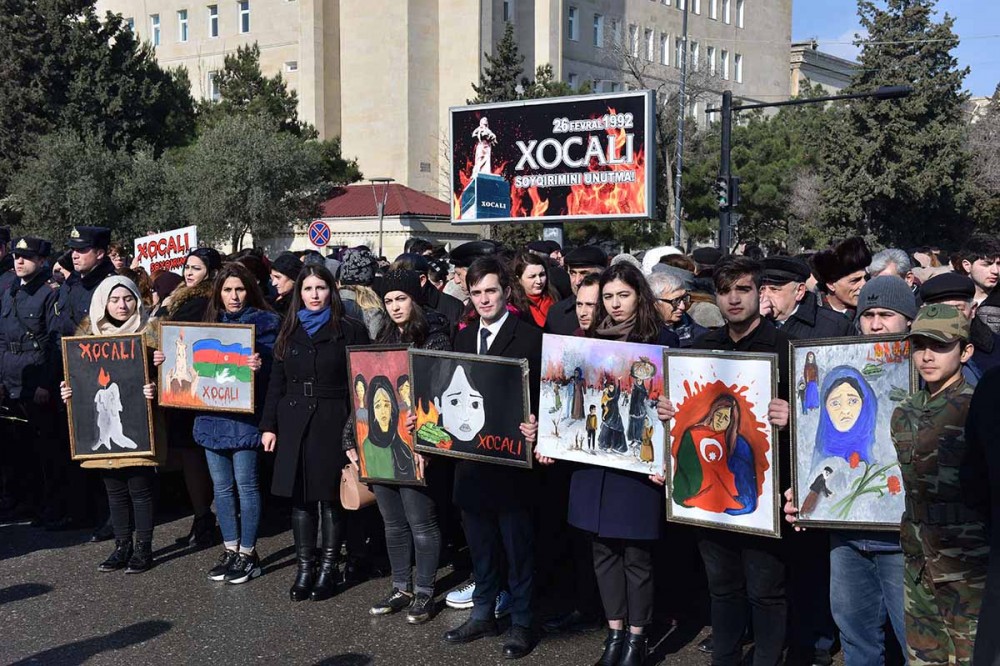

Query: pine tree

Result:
[819,0,972,246]
[469,22,524,104]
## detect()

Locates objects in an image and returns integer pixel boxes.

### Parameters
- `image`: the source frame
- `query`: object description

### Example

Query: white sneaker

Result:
[445,580,475,609]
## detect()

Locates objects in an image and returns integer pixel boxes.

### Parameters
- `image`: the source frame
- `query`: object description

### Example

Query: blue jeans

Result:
[204,448,261,550]
[830,533,907,666]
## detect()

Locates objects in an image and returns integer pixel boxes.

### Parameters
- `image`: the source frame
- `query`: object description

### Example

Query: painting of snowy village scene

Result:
[790,335,915,530]
[535,334,665,476]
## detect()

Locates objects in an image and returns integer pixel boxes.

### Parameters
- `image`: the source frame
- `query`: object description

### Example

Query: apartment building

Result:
[96,0,792,200]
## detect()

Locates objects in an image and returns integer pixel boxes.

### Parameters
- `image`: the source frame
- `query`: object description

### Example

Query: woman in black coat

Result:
[261,264,369,602]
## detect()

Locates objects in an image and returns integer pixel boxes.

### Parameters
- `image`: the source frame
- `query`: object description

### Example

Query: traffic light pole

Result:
[718,91,733,253]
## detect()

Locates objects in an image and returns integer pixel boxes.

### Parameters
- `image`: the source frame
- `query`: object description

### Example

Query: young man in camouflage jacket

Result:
[891,303,989,666]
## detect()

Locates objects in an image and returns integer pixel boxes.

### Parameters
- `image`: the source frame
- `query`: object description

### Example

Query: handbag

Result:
[340,463,376,510]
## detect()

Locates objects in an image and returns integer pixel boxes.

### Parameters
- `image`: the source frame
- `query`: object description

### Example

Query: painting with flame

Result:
[61,333,155,460]
[346,345,424,486]
[157,322,255,414]
[535,334,665,475]
[449,90,655,224]
[664,349,781,538]
[789,335,915,530]
[409,349,532,468]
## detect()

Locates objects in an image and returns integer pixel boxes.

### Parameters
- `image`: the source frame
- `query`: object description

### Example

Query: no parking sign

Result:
[308,220,331,248]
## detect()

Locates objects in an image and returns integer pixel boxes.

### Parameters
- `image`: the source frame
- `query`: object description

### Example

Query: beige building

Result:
[97,0,792,202]
[790,39,857,96]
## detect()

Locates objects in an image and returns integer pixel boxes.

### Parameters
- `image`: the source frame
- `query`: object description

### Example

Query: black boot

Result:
[98,538,133,572]
[191,512,217,548]
[125,540,153,574]
[593,629,626,666]
[289,507,317,602]
[310,548,339,601]
[619,632,648,666]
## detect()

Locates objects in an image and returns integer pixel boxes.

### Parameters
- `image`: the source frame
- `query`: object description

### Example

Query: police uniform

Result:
[891,304,989,666]
[52,226,116,342]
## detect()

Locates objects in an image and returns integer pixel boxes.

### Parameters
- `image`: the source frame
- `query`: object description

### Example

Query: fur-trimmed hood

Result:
[163,279,214,319]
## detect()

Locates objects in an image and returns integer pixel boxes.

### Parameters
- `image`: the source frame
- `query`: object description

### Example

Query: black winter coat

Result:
[52,257,117,343]
[425,285,464,333]
[261,317,369,502]
[777,291,854,341]
[544,295,579,335]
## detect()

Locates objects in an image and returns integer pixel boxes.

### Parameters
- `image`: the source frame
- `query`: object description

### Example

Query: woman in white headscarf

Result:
[60,276,164,574]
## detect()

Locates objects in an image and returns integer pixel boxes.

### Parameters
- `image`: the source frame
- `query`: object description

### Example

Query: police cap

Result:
[68,226,112,250]
[761,256,811,285]
[11,237,52,259]
[449,240,498,268]
[691,246,723,267]
[918,272,976,304]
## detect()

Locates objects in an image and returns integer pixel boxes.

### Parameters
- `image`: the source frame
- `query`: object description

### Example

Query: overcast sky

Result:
[793,0,999,97]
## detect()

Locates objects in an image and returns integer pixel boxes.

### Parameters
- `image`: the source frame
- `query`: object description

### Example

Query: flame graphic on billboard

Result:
[566,109,646,216]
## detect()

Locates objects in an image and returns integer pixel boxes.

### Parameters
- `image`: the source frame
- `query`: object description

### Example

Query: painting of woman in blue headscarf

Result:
[802,352,820,413]
[812,366,877,470]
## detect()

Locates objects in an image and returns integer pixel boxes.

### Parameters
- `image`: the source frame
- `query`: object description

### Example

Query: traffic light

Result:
[729,176,741,208]
[715,177,729,208]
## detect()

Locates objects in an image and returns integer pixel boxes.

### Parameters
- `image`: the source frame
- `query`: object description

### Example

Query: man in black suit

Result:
[443,257,542,660]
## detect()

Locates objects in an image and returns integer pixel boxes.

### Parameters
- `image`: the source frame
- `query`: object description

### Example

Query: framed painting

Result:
[409,349,532,468]
[157,322,255,414]
[664,349,781,538]
[346,345,425,486]
[789,335,914,530]
[535,334,665,475]
[62,333,155,461]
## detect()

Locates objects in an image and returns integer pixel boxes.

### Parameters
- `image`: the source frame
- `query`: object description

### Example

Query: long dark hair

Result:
[377,297,430,347]
[596,262,663,343]
[697,394,741,454]
[203,262,273,323]
[510,251,559,305]
[273,265,345,360]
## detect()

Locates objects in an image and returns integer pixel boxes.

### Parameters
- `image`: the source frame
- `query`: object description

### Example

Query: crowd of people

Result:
[1,225,1000,666]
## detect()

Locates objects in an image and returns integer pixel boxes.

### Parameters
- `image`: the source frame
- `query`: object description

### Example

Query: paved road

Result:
[0,516,715,665]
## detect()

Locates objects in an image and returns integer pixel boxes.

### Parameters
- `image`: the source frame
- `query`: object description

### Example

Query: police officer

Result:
[891,304,988,666]
[52,226,116,343]
[0,237,59,520]
[759,256,853,340]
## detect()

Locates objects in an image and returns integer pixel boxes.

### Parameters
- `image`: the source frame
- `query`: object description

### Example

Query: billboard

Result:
[449,90,655,225]
[133,225,198,275]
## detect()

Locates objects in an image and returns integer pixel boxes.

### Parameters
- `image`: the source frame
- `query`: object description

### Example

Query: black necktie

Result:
[479,328,490,354]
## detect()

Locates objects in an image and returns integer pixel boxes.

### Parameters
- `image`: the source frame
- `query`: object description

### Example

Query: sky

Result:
[793,0,1000,97]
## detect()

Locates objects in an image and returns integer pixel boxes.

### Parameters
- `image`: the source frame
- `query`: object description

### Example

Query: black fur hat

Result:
[810,237,872,285]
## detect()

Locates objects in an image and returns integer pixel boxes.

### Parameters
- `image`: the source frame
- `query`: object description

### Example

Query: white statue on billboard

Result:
[471,117,497,176]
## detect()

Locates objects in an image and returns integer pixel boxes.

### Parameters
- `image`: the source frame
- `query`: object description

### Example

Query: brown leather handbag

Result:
[340,464,376,510]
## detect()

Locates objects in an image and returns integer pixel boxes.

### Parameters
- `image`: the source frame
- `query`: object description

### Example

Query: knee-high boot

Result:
[290,507,317,602]
[311,501,343,601]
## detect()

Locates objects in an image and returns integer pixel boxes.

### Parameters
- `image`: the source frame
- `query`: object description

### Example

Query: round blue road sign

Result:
[308,220,331,247]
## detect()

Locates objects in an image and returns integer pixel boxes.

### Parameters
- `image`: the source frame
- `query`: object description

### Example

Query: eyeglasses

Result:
[657,293,691,308]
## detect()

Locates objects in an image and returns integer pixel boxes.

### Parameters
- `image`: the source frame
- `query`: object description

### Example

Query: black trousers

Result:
[593,536,655,627]
[102,468,155,543]
[463,508,534,628]
[698,531,787,666]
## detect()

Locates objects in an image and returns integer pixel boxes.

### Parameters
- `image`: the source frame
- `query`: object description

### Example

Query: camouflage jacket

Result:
[891,376,989,585]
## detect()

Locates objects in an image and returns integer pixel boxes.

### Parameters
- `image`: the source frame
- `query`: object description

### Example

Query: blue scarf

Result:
[298,306,331,336]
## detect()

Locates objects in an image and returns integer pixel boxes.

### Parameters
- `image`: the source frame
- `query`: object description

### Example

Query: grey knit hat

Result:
[855,275,918,321]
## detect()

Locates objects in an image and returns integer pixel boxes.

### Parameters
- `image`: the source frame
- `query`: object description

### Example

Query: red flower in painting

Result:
[849,452,861,469]
[887,476,902,495]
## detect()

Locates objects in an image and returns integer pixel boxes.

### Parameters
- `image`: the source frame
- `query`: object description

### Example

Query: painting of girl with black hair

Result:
[790,336,915,529]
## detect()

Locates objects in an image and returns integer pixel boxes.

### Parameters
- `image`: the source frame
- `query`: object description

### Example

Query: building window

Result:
[178,10,188,42]
[674,37,682,69]
[721,49,729,79]
[707,45,716,75]
[611,19,621,47]
[692,0,701,14]
[238,0,250,34]
[503,0,514,23]
[125,16,134,31]
[734,53,743,83]
[609,82,621,93]
[645,29,654,61]
[736,0,744,28]
[568,6,579,41]
[661,0,670,5]
[690,40,699,70]
[678,0,686,9]
[150,14,160,46]
[285,61,298,72]
[568,73,579,88]
[593,14,604,47]
[660,34,669,65]
[207,71,221,101]
[208,5,219,37]
[628,24,638,57]
[691,100,700,119]
[722,0,731,24]
[709,0,717,19]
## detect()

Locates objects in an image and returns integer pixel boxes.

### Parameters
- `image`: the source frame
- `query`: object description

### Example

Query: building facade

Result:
[96,0,792,202]
[790,39,857,96]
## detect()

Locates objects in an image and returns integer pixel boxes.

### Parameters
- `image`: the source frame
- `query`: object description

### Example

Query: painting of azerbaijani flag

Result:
[157,322,256,413]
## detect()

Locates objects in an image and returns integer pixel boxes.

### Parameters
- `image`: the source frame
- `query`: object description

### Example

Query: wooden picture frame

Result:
[409,348,532,469]
[664,349,782,539]
[347,344,426,486]
[62,333,156,461]
[157,322,256,414]
[789,335,915,531]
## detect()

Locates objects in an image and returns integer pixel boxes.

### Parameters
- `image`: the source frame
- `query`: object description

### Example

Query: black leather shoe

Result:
[698,635,713,653]
[310,548,338,601]
[443,618,499,644]
[502,625,535,660]
[542,609,602,634]
[594,628,626,666]
[619,632,648,666]
[125,540,152,573]
[98,539,133,572]
[175,512,217,548]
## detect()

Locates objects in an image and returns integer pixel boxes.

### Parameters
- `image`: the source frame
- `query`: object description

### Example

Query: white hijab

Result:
[88,276,149,335]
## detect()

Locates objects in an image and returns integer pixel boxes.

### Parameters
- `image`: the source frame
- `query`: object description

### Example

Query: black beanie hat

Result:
[376,269,424,305]
[270,251,302,281]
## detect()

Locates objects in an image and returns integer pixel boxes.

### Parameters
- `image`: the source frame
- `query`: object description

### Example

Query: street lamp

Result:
[368,177,394,259]
[706,85,913,252]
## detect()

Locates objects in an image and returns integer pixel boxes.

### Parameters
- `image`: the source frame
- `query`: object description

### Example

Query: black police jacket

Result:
[51,257,116,343]
[0,268,60,399]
